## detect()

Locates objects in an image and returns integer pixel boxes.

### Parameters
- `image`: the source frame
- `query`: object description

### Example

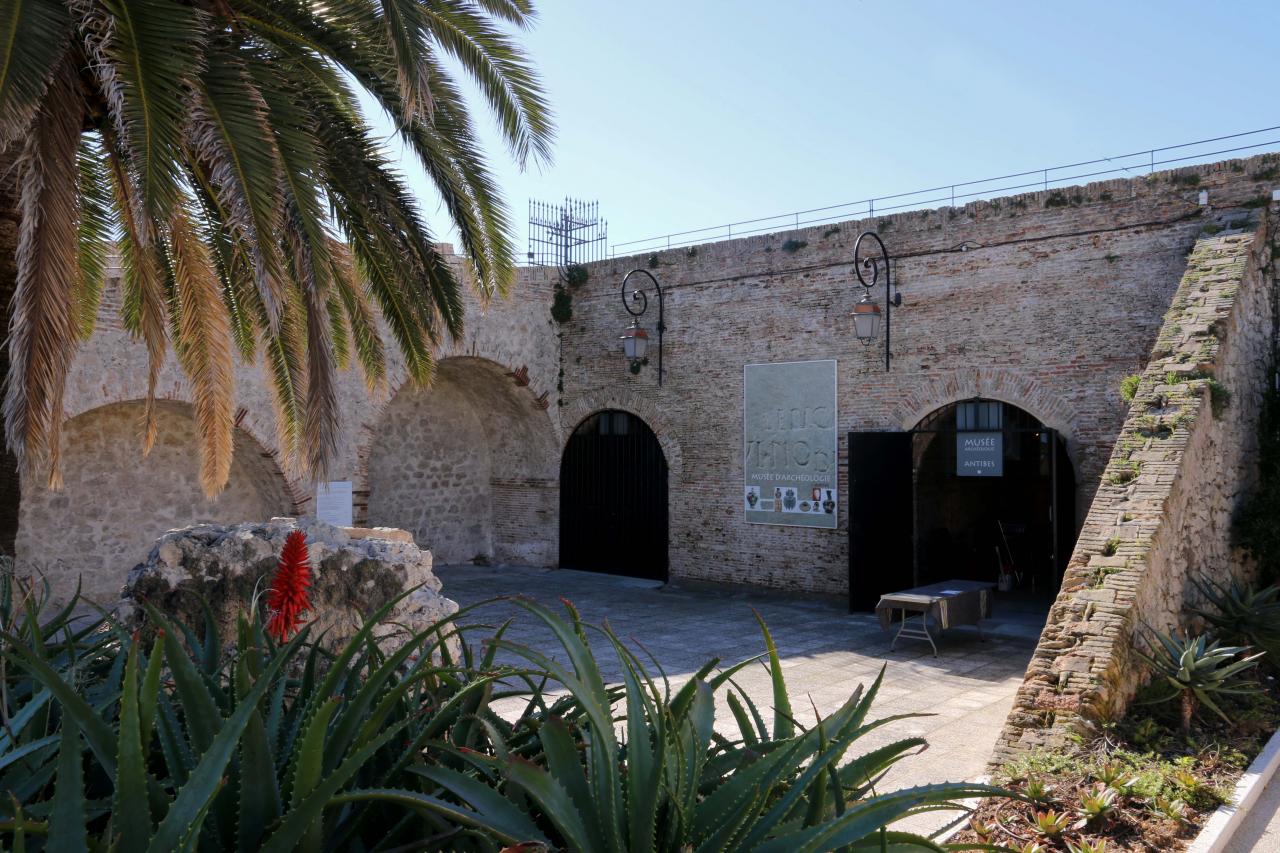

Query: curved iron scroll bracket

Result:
[620,269,665,386]
[853,231,901,372]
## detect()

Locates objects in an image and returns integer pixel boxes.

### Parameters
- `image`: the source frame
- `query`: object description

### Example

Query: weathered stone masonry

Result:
[18,255,563,603]
[15,149,1280,753]
[992,210,1277,761]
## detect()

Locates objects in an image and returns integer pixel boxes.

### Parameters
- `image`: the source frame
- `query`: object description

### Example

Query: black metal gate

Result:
[560,411,669,580]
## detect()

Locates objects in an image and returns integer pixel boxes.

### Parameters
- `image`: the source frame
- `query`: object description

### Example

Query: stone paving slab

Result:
[436,565,1044,836]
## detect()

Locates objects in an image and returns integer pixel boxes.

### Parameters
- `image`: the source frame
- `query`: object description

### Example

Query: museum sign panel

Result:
[743,360,838,529]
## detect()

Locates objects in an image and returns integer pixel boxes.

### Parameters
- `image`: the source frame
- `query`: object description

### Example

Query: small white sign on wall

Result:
[315,481,353,527]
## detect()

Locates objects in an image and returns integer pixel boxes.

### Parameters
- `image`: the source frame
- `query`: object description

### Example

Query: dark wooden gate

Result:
[560,411,669,580]
[847,431,914,612]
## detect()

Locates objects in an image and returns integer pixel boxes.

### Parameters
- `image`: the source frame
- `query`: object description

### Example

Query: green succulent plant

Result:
[1032,808,1071,838]
[1066,839,1110,853]
[419,598,1007,852]
[0,577,574,852]
[1078,785,1118,824]
[1136,631,1265,734]
[1024,776,1054,804]
[0,565,1009,852]
[1193,577,1280,666]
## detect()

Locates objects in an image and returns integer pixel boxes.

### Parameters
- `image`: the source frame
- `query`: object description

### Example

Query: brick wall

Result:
[557,155,1280,594]
[992,209,1276,760]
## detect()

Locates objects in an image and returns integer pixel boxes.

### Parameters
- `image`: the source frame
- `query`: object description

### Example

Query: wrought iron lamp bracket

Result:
[853,231,900,371]
[621,268,665,385]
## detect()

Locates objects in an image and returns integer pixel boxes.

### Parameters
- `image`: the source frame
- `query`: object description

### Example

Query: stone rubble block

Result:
[117,517,458,651]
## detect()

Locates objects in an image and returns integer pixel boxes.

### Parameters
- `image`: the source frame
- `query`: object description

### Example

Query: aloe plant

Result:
[1136,630,1265,734]
[1193,577,1280,666]
[0,567,1005,851]
[0,578,573,851]
[401,598,1007,852]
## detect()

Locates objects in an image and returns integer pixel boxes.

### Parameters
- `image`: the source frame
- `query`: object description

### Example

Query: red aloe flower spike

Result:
[265,530,312,642]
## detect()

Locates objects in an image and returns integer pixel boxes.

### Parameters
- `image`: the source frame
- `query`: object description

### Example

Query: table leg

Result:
[891,609,938,657]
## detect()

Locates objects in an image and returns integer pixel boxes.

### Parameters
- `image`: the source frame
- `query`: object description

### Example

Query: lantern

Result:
[620,320,650,361]
[851,294,882,344]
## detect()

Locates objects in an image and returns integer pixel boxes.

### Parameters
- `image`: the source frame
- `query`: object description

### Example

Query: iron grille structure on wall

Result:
[527,198,607,269]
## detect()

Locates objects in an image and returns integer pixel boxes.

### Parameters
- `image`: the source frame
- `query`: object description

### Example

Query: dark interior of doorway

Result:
[559,410,669,581]
[913,401,1075,595]
[846,399,1076,612]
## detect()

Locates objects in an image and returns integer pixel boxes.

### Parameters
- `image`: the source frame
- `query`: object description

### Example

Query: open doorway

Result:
[912,399,1075,596]
[847,398,1077,611]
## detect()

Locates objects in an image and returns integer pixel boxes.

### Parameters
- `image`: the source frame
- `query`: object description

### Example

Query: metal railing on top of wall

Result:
[606,126,1280,258]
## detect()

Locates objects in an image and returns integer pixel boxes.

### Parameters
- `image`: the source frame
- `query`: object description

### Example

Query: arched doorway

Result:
[847,398,1077,611]
[560,410,668,580]
[912,399,1076,592]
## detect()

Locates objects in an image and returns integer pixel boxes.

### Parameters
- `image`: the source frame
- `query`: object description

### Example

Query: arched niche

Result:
[365,357,559,566]
[15,400,293,606]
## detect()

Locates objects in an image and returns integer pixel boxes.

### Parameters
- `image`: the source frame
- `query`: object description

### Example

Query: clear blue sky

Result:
[387,1,1280,257]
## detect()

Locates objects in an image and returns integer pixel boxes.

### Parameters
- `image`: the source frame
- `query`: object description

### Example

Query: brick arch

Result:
[559,391,684,480]
[894,369,1083,474]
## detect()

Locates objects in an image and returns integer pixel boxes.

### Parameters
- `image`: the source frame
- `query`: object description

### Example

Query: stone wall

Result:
[18,251,561,601]
[991,208,1276,762]
[364,356,559,565]
[16,152,1280,607]
[16,400,293,605]
[559,155,1280,594]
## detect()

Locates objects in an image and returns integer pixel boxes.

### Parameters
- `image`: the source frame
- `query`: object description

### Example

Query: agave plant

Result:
[1193,576,1280,666]
[0,571,1006,851]
[397,597,1007,852]
[0,579,578,851]
[1136,630,1265,734]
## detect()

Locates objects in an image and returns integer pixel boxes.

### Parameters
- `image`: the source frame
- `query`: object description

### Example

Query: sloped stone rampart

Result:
[992,209,1277,762]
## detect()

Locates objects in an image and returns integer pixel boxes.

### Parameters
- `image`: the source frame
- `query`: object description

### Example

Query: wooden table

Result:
[874,580,996,657]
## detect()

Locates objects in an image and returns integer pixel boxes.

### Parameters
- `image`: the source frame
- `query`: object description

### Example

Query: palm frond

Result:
[418,0,553,168]
[188,45,288,330]
[2,61,83,477]
[4,0,552,490]
[168,202,235,497]
[94,0,207,218]
[329,240,385,391]
[73,134,115,341]
[102,129,168,453]
[187,160,258,362]
[0,0,71,150]
[376,0,436,121]
[261,286,307,477]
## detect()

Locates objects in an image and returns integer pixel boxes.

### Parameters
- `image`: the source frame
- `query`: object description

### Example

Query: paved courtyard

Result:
[435,564,1044,833]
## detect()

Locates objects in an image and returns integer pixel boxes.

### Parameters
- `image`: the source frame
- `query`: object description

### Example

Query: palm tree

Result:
[0,0,552,552]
